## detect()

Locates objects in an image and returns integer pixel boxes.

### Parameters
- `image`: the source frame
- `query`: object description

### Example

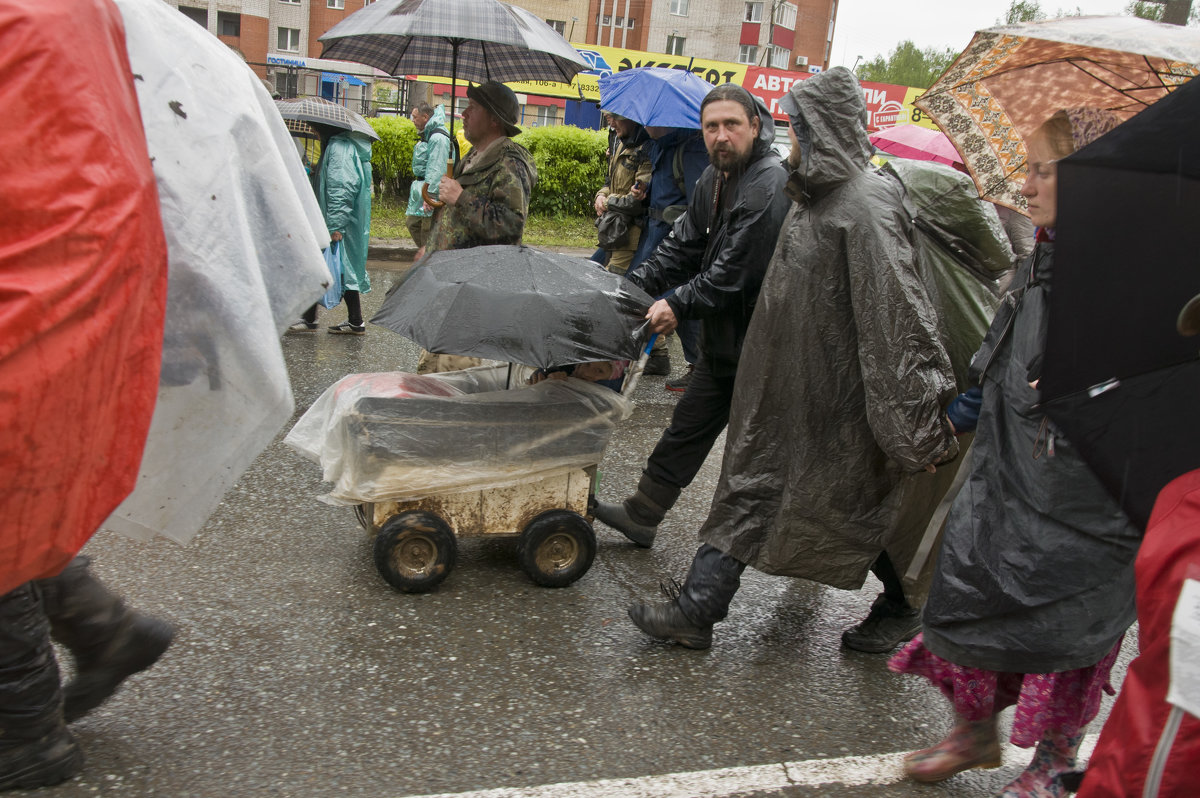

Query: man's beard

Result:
[710,144,752,173]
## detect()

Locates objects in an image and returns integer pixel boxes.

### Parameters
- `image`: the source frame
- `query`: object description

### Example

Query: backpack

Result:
[881,158,1014,391]
[425,127,460,168]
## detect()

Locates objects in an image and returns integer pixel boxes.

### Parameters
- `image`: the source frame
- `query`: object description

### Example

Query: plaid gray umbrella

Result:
[274,96,380,141]
[318,0,587,133]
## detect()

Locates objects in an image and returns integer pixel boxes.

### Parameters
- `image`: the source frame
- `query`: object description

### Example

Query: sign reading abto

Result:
[413,43,935,133]
[742,67,933,131]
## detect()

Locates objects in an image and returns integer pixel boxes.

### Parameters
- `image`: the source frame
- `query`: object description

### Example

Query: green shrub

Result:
[368,115,418,199]
[516,126,608,217]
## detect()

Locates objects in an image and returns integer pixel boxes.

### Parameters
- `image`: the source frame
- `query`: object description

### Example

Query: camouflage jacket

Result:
[427,137,537,253]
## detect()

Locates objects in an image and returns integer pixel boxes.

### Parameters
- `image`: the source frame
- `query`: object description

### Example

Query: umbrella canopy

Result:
[371,245,653,369]
[869,124,963,168]
[918,15,1200,211]
[275,96,380,140]
[1041,74,1200,529]
[318,0,588,134]
[598,67,713,128]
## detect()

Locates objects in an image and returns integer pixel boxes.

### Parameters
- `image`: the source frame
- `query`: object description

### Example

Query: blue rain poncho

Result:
[318,132,373,293]
[406,104,452,218]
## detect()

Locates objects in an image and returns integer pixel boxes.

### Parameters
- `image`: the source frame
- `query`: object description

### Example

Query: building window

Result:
[599,14,611,25]
[328,0,345,7]
[533,105,558,126]
[669,0,688,17]
[178,6,207,26]
[546,19,566,34]
[769,44,790,69]
[625,18,636,28]
[217,12,240,36]
[738,44,757,64]
[666,35,685,56]
[744,2,762,22]
[280,0,300,5]
[278,27,301,51]
[773,1,797,29]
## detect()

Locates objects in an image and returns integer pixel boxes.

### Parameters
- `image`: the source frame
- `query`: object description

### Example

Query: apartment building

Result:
[588,0,836,72]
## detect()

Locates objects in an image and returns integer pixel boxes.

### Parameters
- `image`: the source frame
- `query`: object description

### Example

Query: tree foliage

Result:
[1126,0,1198,24]
[1004,0,1047,22]
[857,40,959,89]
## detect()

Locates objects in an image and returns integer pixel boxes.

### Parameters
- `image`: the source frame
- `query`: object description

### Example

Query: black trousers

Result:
[644,358,736,490]
[302,290,362,326]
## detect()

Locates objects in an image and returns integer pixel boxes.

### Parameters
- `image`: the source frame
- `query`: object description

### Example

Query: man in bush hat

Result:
[417,81,538,373]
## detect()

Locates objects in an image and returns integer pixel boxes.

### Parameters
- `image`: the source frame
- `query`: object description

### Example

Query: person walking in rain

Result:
[626,67,960,653]
[290,127,373,335]
[593,113,670,375]
[888,108,1140,798]
[628,124,709,392]
[416,81,537,373]
[405,102,452,250]
[591,84,789,548]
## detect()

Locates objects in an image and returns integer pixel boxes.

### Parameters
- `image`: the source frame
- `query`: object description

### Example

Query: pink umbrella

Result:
[869,124,964,168]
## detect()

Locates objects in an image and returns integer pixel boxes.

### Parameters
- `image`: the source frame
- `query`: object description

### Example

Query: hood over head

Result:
[333,130,373,160]
[425,103,448,137]
[778,67,872,194]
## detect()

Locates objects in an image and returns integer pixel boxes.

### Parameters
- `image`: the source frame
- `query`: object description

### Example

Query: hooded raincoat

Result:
[921,240,1141,674]
[318,132,373,294]
[407,105,451,217]
[699,67,959,591]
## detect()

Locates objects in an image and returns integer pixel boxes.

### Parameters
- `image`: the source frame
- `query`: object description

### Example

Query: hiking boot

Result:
[328,321,366,335]
[665,364,694,392]
[287,321,319,333]
[0,728,84,791]
[643,353,670,376]
[62,614,175,723]
[841,594,922,653]
[628,592,712,650]
[593,474,680,548]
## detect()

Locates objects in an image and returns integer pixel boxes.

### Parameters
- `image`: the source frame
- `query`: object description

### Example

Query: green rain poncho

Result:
[407,104,451,218]
[318,132,373,293]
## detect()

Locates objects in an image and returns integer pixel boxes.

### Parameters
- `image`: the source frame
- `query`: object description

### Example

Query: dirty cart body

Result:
[287,363,639,591]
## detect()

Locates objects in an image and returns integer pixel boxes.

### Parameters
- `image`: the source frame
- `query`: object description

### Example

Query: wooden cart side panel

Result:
[371,468,593,537]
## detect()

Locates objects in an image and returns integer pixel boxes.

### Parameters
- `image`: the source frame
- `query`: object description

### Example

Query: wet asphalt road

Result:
[23,260,1133,798]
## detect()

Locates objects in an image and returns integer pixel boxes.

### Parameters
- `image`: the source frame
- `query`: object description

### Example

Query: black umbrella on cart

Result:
[372,245,654,371]
[1040,75,1200,530]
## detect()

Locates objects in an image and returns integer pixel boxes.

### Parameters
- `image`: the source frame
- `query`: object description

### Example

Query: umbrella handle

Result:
[421,158,454,209]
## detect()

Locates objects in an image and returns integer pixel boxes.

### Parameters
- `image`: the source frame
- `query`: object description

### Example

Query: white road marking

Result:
[400,735,1097,798]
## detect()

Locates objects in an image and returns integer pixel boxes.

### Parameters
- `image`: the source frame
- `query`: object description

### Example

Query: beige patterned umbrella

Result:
[917,15,1200,211]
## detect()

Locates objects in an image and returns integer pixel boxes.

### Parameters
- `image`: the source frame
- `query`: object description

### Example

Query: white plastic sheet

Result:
[101,0,331,543]
[286,366,633,505]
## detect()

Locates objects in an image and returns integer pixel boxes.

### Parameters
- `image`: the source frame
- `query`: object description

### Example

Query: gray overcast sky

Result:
[828,0,1132,68]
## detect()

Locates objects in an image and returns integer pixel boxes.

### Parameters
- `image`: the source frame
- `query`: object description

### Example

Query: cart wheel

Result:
[517,510,596,588]
[373,510,457,593]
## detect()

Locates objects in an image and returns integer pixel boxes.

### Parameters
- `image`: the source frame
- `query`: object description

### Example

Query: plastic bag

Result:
[320,242,345,309]
[286,365,633,505]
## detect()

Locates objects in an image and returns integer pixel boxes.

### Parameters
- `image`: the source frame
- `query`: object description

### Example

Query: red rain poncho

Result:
[0,0,168,594]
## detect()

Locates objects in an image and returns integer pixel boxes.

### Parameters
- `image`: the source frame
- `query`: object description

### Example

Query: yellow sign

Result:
[417,43,749,103]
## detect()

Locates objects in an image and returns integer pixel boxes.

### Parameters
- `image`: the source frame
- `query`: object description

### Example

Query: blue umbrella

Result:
[598,67,713,129]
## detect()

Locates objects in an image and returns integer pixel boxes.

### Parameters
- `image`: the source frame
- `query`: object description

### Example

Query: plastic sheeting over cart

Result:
[286,366,633,506]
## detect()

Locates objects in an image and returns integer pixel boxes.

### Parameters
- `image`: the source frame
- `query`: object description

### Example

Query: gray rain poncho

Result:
[698,68,964,594]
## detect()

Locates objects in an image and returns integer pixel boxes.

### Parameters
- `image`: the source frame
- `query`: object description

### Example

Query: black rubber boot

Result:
[0,583,83,791]
[38,558,175,723]
[628,581,713,650]
[840,593,922,653]
[593,473,681,548]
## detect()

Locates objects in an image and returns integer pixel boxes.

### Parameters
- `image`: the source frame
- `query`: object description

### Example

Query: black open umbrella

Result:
[1040,75,1200,529]
[371,245,653,369]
